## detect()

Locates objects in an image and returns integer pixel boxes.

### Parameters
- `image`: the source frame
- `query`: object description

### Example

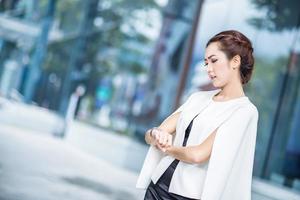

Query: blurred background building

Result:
[0,0,299,199]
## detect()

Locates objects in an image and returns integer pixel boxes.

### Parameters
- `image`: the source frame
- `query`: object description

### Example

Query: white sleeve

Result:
[201,105,259,200]
[171,92,197,115]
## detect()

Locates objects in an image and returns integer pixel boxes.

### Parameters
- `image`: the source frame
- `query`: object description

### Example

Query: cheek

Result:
[215,62,230,76]
[215,68,232,84]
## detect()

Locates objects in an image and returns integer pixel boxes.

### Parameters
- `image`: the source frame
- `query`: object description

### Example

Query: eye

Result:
[203,63,208,67]
[211,59,218,63]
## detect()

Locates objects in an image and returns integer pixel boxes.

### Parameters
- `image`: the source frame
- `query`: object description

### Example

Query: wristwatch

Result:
[150,127,158,137]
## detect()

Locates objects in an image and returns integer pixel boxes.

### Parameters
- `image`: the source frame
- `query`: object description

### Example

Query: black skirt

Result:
[144,113,201,200]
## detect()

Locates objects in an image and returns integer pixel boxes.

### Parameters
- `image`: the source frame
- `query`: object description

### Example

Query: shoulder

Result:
[185,89,219,101]
[236,101,259,120]
[245,98,259,117]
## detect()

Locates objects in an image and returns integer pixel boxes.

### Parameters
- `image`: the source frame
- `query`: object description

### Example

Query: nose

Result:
[206,63,213,73]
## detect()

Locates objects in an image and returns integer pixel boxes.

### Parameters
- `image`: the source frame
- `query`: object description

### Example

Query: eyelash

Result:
[204,59,218,67]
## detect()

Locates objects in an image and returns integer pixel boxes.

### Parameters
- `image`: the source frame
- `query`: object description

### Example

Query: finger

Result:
[167,134,172,146]
[161,133,168,147]
[164,133,169,145]
[157,132,162,144]
[153,129,159,140]
[157,132,162,143]
[159,132,165,145]
[156,142,165,152]
[158,143,166,152]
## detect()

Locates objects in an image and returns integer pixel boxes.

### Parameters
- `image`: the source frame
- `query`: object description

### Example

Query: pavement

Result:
[64,121,148,173]
[0,123,146,200]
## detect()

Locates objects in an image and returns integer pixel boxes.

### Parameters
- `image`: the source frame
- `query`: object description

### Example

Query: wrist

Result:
[149,128,154,137]
[165,145,173,154]
[150,127,160,137]
[146,128,155,145]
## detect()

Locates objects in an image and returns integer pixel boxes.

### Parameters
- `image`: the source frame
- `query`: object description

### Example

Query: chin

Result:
[212,82,222,88]
[212,79,227,88]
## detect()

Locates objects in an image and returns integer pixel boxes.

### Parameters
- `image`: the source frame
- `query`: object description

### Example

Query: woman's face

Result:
[204,42,237,88]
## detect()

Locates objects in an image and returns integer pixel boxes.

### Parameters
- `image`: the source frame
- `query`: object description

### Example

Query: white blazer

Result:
[136,89,259,200]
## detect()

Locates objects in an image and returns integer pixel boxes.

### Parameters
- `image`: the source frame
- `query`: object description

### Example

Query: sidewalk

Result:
[0,124,145,200]
[65,121,148,173]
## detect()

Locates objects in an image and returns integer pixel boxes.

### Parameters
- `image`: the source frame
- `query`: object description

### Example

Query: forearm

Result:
[165,145,209,164]
[166,129,217,164]
[157,112,180,135]
[144,112,180,146]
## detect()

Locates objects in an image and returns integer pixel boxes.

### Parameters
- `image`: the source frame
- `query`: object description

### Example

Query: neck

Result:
[215,81,245,100]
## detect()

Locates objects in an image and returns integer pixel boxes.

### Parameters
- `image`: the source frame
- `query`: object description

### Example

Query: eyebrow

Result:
[204,55,216,61]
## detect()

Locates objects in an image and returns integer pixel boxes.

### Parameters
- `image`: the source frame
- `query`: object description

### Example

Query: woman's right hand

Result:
[149,127,173,152]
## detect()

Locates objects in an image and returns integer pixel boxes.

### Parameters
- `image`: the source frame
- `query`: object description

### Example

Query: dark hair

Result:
[206,30,254,85]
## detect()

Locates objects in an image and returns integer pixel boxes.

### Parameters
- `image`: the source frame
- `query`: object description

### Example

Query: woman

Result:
[136,30,259,200]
